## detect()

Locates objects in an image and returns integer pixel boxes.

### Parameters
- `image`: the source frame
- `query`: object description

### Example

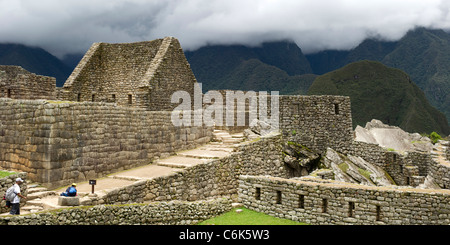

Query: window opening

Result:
[376,206,381,221]
[299,195,305,209]
[255,187,261,200]
[276,191,282,204]
[334,103,339,114]
[348,202,355,217]
[322,199,328,213]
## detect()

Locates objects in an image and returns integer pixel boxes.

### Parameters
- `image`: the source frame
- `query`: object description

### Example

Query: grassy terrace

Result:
[198,207,308,225]
[0,170,17,178]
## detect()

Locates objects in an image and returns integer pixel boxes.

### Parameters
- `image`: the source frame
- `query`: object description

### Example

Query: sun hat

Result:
[15,178,23,182]
[72,183,77,186]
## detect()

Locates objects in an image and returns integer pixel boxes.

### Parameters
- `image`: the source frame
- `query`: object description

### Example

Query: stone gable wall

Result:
[145,38,198,111]
[62,40,163,107]
[61,37,198,111]
[0,66,55,100]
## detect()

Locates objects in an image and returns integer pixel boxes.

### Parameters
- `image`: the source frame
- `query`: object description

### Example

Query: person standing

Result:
[9,178,26,215]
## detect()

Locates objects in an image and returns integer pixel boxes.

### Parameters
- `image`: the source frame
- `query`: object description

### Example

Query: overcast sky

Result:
[1,0,450,58]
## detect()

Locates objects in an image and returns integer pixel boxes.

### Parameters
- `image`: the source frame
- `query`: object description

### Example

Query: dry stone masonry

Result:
[0,198,231,225]
[61,37,197,111]
[0,66,55,100]
[0,99,212,188]
[239,175,450,225]
[1,36,449,225]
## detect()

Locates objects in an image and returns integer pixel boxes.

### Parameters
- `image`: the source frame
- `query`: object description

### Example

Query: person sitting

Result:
[60,183,77,197]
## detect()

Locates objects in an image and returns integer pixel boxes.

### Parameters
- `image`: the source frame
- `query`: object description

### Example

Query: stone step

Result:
[27,187,48,194]
[25,199,45,207]
[230,133,244,138]
[177,149,230,159]
[156,156,208,168]
[21,205,44,213]
[222,137,242,143]
[27,191,58,201]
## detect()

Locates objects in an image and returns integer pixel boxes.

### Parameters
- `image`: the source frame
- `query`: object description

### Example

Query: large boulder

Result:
[283,142,321,177]
[355,119,432,153]
[323,147,395,186]
[58,196,80,206]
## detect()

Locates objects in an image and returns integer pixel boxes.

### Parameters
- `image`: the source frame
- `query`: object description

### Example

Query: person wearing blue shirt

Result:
[60,183,77,197]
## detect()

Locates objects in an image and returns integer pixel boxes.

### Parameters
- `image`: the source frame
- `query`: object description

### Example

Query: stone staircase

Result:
[212,129,244,144]
[21,184,59,213]
[155,132,243,169]
[431,140,450,167]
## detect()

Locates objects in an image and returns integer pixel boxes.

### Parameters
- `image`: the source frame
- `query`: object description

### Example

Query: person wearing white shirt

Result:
[9,178,27,215]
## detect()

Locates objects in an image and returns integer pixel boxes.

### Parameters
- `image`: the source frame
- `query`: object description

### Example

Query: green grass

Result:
[0,171,17,178]
[197,207,308,225]
[338,162,349,173]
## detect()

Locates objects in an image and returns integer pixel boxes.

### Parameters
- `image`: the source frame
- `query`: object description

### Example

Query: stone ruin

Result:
[0,36,449,225]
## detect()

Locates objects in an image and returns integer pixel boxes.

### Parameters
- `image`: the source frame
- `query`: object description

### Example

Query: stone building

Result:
[0,65,56,100]
[61,37,197,110]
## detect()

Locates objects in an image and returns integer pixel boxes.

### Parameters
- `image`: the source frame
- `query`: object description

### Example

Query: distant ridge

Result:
[306,27,450,123]
[308,60,450,135]
[0,43,72,87]
[184,41,316,94]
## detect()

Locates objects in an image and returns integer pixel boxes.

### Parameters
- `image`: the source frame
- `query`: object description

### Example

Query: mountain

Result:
[184,41,315,93]
[308,60,450,135]
[382,28,450,124]
[0,43,72,87]
[306,27,450,123]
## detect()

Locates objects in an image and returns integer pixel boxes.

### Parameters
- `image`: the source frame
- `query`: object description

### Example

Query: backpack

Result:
[68,186,77,195]
[5,186,16,202]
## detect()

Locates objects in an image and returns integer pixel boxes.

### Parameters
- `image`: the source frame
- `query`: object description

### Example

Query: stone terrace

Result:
[4,130,247,214]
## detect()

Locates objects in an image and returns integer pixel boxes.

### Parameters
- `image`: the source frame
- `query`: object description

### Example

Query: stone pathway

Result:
[2,130,246,215]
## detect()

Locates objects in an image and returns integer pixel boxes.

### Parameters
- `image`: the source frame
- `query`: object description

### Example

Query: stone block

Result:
[58,196,80,206]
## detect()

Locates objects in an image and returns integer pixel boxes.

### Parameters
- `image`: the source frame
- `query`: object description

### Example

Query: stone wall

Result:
[239,175,450,225]
[349,141,436,187]
[0,198,231,225]
[0,99,212,188]
[0,172,27,214]
[203,92,354,154]
[62,41,161,107]
[349,141,388,167]
[429,161,450,189]
[0,66,55,100]
[81,133,288,206]
[145,37,198,111]
[62,37,198,111]
[279,95,353,154]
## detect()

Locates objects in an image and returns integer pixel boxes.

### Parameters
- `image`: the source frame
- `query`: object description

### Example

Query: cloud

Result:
[1,0,449,57]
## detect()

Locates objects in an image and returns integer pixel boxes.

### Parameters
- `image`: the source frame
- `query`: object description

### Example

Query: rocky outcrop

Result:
[283,142,321,177]
[323,148,395,186]
[355,119,433,153]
